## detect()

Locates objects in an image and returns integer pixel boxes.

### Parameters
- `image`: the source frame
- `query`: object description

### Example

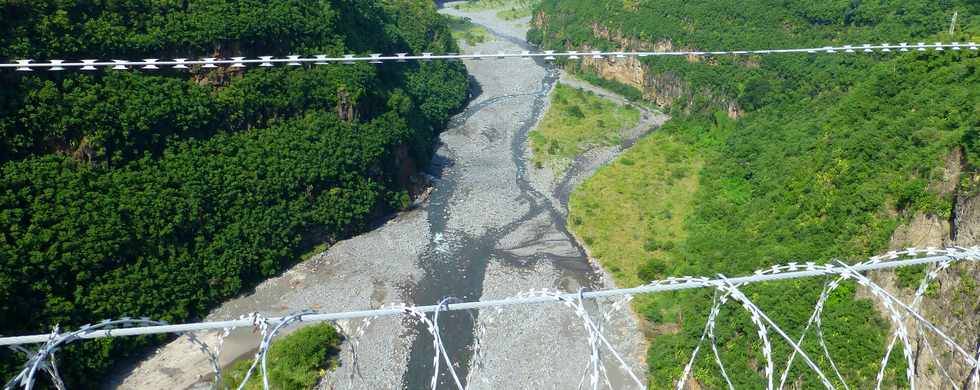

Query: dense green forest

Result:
[0,0,468,386]
[532,0,978,388]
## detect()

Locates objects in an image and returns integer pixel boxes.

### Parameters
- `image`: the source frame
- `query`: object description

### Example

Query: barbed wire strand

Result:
[3,248,979,389]
[433,298,465,390]
[778,279,850,390]
[231,312,269,390]
[705,292,736,390]
[5,248,971,347]
[0,42,976,71]
[901,259,961,389]
[833,260,980,390]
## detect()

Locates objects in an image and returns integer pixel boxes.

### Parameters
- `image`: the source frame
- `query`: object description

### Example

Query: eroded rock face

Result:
[881,148,979,389]
[536,19,742,115]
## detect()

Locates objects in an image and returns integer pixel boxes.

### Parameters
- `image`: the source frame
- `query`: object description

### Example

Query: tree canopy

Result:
[535,0,978,387]
[0,0,469,386]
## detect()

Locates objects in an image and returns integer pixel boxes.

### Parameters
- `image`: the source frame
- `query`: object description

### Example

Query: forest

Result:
[0,0,468,386]
[532,0,978,388]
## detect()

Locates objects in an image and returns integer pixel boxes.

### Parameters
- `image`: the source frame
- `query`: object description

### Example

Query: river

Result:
[107,4,663,389]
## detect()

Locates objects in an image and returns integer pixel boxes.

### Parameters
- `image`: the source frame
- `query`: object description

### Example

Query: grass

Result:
[568,133,700,288]
[221,323,341,390]
[299,242,330,262]
[529,83,640,173]
[496,6,533,21]
[444,15,492,46]
[451,0,539,21]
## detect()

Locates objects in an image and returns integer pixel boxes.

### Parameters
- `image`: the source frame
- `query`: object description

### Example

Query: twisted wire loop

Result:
[2,318,183,390]
[230,312,270,390]
[6,345,63,390]
[834,260,979,390]
[433,298,466,390]
[328,318,362,390]
[206,326,234,390]
[672,275,833,390]
[1,42,976,71]
[461,291,531,389]
[878,254,961,389]
[741,247,980,389]
[778,280,849,390]
[571,288,605,390]
[704,292,735,390]
[527,288,646,390]
[397,303,463,390]
[2,247,978,390]
[433,296,486,390]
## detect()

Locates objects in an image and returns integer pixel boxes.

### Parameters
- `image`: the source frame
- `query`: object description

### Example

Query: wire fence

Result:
[3,246,979,390]
[1,42,976,71]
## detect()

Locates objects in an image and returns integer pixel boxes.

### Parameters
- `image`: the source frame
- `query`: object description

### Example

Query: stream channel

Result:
[109,4,662,389]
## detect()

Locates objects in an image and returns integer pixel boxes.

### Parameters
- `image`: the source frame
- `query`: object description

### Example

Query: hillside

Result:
[532,0,978,388]
[0,0,468,386]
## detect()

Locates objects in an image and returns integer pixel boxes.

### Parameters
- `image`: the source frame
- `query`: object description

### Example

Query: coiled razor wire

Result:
[2,247,979,389]
[673,275,833,390]
[2,318,222,390]
[878,256,964,390]
[0,42,976,71]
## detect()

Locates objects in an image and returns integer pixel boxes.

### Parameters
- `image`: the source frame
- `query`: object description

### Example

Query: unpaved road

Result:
[107,4,665,389]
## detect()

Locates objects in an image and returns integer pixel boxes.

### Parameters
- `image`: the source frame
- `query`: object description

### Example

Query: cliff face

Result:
[537,16,740,117]
[880,147,979,388]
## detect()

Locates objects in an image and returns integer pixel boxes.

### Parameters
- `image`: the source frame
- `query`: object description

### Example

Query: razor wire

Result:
[0,42,976,71]
[2,318,223,390]
[2,246,979,390]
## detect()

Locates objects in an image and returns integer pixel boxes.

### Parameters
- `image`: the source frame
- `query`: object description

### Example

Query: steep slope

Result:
[0,0,468,386]
[533,0,978,388]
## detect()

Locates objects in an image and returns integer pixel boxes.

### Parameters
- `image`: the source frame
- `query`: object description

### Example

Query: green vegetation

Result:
[569,133,699,286]
[222,323,341,390]
[529,83,640,171]
[536,0,978,388]
[0,0,469,386]
[446,15,492,46]
[452,0,540,21]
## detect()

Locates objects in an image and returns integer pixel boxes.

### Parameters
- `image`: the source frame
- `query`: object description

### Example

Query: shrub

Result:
[222,323,342,390]
[564,104,585,119]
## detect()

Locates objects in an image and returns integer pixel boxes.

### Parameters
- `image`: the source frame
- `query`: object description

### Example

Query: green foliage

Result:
[450,0,541,21]
[0,0,468,386]
[445,15,492,46]
[568,132,700,287]
[539,0,978,388]
[222,323,341,390]
[530,83,639,171]
[571,70,644,102]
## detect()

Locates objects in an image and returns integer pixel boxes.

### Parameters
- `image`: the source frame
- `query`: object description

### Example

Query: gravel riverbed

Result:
[106,4,661,389]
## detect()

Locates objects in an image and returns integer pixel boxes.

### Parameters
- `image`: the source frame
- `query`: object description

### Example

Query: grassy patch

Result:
[568,133,700,287]
[529,83,640,172]
[444,15,491,46]
[299,242,330,263]
[451,0,539,21]
[222,323,341,390]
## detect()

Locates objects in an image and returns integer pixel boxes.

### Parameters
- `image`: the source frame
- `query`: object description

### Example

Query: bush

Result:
[564,104,585,119]
[637,259,667,282]
[643,238,674,252]
[222,323,342,390]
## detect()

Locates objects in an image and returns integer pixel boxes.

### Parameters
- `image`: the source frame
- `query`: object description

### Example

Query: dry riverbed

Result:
[106,3,659,389]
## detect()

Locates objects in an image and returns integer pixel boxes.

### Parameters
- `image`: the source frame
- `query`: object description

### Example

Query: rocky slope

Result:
[881,148,979,389]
